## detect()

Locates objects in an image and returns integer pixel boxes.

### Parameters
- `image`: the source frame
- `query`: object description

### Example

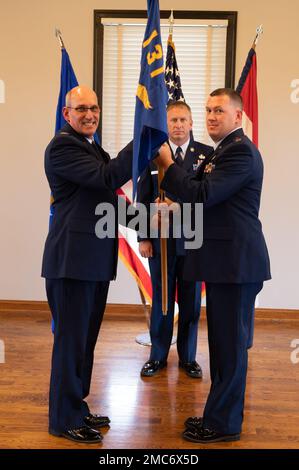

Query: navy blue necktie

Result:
[175,146,183,167]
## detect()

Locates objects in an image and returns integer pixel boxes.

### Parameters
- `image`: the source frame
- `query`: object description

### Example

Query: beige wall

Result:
[0,0,298,308]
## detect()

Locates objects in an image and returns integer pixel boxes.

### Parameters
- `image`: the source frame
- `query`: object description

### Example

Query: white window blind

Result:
[101,18,227,157]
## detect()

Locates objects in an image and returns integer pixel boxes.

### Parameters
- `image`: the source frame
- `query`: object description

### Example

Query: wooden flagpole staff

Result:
[156,10,175,316]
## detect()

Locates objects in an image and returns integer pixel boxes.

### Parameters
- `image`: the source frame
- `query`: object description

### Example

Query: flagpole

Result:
[252,24,263,49]
[157,10,176,317]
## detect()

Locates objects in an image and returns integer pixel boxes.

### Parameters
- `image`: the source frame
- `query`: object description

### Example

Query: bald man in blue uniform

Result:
[42,86,133,443]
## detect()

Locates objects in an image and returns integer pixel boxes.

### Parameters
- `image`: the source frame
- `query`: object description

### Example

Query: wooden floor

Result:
[0,305,299,449]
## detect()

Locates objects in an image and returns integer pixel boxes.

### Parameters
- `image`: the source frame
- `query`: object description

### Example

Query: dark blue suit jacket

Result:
[161,129,271,283]
[137,139,212,255]
[41,123,132,281]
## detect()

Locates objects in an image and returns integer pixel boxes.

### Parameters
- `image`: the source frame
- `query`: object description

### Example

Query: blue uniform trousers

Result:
[203,282,263,434]
[148,253,201,363]
[46,278,109,432]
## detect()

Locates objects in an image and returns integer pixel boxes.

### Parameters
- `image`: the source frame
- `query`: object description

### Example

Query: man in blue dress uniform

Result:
[42,86,133,443]
[138,101,212,379]
[155,89,271,443]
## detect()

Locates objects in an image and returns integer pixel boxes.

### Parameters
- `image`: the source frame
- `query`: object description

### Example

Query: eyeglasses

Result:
[67,105,100,113]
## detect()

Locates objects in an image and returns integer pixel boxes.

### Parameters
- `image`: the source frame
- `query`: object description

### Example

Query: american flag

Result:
[164,35,185,102]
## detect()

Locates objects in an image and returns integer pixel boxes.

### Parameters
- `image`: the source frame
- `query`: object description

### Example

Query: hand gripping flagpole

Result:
[252,24,263,50]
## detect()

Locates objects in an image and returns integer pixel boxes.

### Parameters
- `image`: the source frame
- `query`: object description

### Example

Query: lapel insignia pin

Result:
[234,137,242,142]
[190,147,195,152]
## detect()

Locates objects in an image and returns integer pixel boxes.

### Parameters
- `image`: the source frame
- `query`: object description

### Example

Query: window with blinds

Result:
[98,17,229,157]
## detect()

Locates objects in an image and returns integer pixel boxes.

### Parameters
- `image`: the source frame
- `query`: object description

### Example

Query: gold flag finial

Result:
[252,24,263,49]
[55,28,65,49]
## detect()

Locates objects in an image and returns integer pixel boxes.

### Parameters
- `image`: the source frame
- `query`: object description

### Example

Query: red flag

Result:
[236,48,258,147]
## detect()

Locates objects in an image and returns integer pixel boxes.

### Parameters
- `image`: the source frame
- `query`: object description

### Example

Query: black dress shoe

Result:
[49,425,103,443]
[183,426,240,443]
[140,360,167,377]
[179,360,202,378]
[84,413,110,428]
[184,416,203,429]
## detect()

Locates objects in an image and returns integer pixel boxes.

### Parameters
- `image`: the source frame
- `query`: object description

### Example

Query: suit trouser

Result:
[203,282,263,434]
[148,253,201,363]
[46,278,109,432]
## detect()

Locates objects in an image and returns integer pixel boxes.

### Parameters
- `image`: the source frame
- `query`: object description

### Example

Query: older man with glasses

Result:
[42,85,133,443]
